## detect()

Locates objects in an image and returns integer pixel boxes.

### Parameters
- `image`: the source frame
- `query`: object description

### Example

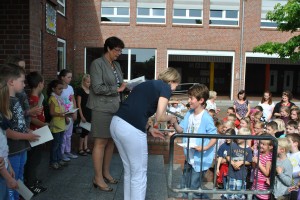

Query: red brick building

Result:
[1,0,299,99]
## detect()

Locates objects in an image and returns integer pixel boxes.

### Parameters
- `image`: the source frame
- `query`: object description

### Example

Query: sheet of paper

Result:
[126,76,145,90]
[79,121,91,131]
[37,94,44,107]
[176,142,197,149]
[65,108,79,115]
[16,179,34,200]
[30,126,53,147]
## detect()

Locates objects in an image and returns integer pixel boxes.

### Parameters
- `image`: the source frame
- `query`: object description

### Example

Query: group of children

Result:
[0,56,92,200]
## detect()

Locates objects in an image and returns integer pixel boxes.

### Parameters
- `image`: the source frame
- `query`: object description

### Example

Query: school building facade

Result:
[1,0,299,99]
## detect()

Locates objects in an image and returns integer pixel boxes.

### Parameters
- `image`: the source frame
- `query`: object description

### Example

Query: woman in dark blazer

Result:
[272,90,295,118]
[87,36,126,191]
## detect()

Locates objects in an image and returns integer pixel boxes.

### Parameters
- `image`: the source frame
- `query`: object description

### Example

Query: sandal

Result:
[103,176,119,184]
[84,148,92,154]
[78,149,87,156]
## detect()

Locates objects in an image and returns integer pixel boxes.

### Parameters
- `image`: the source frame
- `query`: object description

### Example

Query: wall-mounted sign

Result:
[46,3,56,35]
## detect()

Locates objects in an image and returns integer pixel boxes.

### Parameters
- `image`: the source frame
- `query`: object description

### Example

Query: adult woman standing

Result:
[87,36,126,191]
[110,67,180,200]
[233,90,250,120]
[273,90,295,118]
[258,91,275,122]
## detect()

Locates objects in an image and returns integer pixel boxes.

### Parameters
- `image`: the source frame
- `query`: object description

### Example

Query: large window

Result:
[137,0,166,24]
[261,0,287,28]
[209,0,239,26]
[57,38,66,72]
[173,0,203,25]
[101,0,130,23]
[57,0,66,16]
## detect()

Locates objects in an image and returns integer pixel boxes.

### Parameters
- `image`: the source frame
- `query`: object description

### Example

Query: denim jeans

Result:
[0,172,9,200]
[180,161,210,199]
[8,151,27,200]
[50,131,64,164]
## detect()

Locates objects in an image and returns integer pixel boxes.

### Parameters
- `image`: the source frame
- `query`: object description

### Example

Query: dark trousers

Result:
[50,131,64,164]
[24,145,43,186]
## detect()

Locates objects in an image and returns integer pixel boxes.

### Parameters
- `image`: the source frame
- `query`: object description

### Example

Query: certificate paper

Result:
[30,126,53,147]
[126,76,145,90]
[79,121,91,131]
[16,179,34,200]
[65,108,79,115]
[177,142,197,149]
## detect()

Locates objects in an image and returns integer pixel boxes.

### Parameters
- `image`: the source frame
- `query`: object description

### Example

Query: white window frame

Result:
[137,1,166,24]
[209,10,239,26]
[173,9,203,25]
[260,0,287,28]
[172,0,203,25]
[57,0,66,16]
[101,1,130,24]
[57,38,66,73]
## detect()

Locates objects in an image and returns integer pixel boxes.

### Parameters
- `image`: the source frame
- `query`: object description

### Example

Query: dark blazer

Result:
[87,56,124,113]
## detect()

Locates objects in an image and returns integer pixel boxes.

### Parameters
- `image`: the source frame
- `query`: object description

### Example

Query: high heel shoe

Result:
[92,180,113,192]
[103,176,119,184]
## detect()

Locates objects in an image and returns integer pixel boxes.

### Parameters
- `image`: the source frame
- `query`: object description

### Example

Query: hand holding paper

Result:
[29,126,53,147]
[65,108,79,115]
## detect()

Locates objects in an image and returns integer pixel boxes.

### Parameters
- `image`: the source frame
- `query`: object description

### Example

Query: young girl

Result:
[239,117,252,146]
[58,69,78,161]
[48,80,69,170]
[76,74,92,156]
[0,64,18,200]
[258,91,275,122]
[280,106,291,126]
[273,118,286,138]
[290,108,300,122]
[252,133,273,200]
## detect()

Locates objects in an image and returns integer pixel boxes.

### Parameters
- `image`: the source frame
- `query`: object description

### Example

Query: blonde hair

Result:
[223,120,235,129]
[81,74,90,87]
[238,127,251,136]
[278,138,291,153]
[209,91,217,99]
[157,67,181,84]
[273,118,286,132]
[0,81,11,119]
[240,117,251,129]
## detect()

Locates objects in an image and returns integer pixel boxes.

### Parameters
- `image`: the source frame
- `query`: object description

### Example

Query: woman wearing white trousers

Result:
[110,67,181,200]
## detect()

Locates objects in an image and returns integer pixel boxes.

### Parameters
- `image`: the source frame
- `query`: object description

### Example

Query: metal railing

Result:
[167,133,278,200]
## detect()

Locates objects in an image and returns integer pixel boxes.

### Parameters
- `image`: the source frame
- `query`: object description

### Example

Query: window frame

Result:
[57,38,66,73]
[101,6,130,23]
[136,0,166,24]
[209,9,239,26]
[57,0,66,16]
[260,0,288,28]
[172,9,203,25]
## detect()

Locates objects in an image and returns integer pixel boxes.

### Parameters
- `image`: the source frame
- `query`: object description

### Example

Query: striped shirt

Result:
[252,152,273,200]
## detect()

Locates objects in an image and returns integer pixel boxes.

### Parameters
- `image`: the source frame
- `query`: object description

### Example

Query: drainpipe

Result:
[239,0,245,90]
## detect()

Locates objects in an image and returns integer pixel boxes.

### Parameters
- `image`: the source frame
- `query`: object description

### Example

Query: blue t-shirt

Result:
[116,80,172,132]
[228,142,252,180]
[217,142,232,158]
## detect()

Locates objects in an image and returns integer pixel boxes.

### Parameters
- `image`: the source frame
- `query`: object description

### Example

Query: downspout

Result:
[239,0,245,90]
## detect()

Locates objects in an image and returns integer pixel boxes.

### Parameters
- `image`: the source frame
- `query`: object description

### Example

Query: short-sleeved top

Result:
[206,100,217,111]
[258,102,275,121]
[48,95,66,133]
[287,151,300,186]
[228,142,252,180]
[217,142,231,158]
[77,87,91,122]
[16,90,31,128]
[29,95,45,130]
[234,100,249,118]
[7,96,30,155]
[61,85,75,111]
[116,80,172,132]
[0,113,9,168]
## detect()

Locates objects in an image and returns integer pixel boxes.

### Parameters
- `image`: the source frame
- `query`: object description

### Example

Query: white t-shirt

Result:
[258,102,275,121]
[206,100,217,111]
[287,151,300,186]
[61,85,75,111]
[0,128,9,168]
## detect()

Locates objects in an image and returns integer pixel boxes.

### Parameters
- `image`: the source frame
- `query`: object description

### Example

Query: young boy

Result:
[272,138,293,199]
[171,84,217,199]
[224,108,240,129]
[24,72,47,195]
[225,127,252,200]
[286,120,298,135]
[266,121,279,138]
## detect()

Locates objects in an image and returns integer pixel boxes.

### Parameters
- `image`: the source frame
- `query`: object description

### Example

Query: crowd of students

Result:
[0,56,91,200]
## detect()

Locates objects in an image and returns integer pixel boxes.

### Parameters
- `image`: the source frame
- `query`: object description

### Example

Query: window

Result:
[57,38,66,73]
[57,0,65,16]
[261,0,287,28]
[137,0,166,24]
[209,0,239,26]
[101,0,130,23]
[173,0,203,25]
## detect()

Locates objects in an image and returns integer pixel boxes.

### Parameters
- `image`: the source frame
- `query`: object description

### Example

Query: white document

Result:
[30,126,53,147]
[16,179,34,200]
[37,93,44,107]
[177,142,197,149]
[65,108,79,115]
[126,76,145,90]
[79,121,91,131]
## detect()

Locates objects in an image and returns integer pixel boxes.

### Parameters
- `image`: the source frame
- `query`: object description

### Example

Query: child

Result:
[239,117,251,130]
[252,133,273,200]
[266,121,279,138]
[0,64,18,200]
[273,119,286,138]
[171,84,217,199]
[225,127,252,200]
[216,128,235,189]
[272,138,293,199]
[47,80,69,170]
[287,133,300,199]
[4,64,40,200]
[252,121,265,156]
[286,120,298,135]
[24,72,47,195]
[290,108,300,122]
[280,106,291,126]
[58,69,78,161]
[224,107,240,128]
[76,74,92,156]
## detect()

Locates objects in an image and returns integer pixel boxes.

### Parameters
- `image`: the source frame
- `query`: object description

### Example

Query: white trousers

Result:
[110,116,148,200]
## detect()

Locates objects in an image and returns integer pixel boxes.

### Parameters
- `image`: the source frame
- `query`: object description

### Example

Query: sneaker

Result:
[62,154,71,162]
[58,160,68,167]
[66,152,78,159]
[29,185,47,196]
[49,163,62,170]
